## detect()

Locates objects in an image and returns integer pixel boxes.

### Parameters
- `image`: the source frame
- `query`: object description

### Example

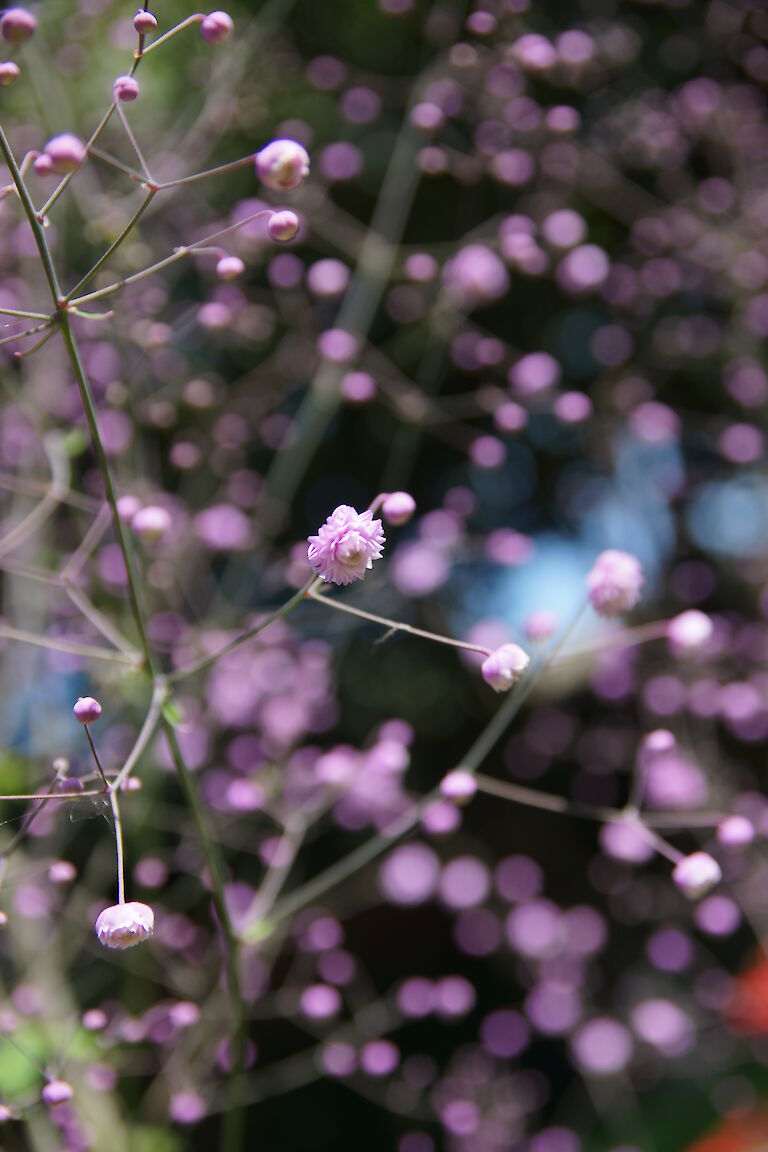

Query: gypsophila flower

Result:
[586,550,644,618]
[672,852,722,899]
[95,901,154,949]
[255,139,310,191]
[481,643,530,692]
[307,505,385,585]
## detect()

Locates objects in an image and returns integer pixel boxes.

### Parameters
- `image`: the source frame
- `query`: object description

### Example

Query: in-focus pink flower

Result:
[481,643,530,692]
[255,139,310,191]
[586,550,644,618]
[95,901,154,949]
[307,505,385,585]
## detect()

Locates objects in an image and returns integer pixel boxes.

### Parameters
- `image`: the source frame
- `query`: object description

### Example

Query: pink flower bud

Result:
[0,62,19,87]
[133,9,157,34]
[48,860,76,885]
[267,210,300,242]
[0,1104,11,1122]
[440,770,477,803]
[82,1008,108,1031]
[44,133,87,175]
[216,255,245,280]
[716,815,754,847]
[200,10,233,44]
[481,643,530,692]
[666,610,713,653]
[73,696,102,724]
[42,1080,73,1108]
[113,74,139,103]
[33,153,54,176]
[0,7,36,44]
[255,138,310,191]
[132,504,171,542]
[672,852,722,899]
[523,610,558,642]
[381,491,416,526]
[116,494,141,523]
[95,901,154,949]
[586,549,644,618]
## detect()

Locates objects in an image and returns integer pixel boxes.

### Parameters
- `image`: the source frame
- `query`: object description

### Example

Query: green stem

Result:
[169,576,316,684]
[66,188,157,300]
[162,720,246,1152]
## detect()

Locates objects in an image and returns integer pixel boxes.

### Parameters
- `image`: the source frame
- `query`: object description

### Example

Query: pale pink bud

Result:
[440,770,477,804]
[216,255,245,280]
[667,610,713,653]
[44,133,87,175]
[0,1104,11,1122]
[481,643,530,692]
[33,153,54,176]
[523,610,558,642]
[133,9,157,34]
[48,860,76,885]
[255,138,310,191]
[0,7,36,44]
[113,74,139,103]
[42,1080,73,1107]
[381,491,416,526]
[73,696,101,724]
[716,815,754,847]
[116,494,141,523]
[0,62,19,87]
[200,10,233,44]
[132,504,171,542]
[82,1008,108,1030]
[672,852,721,899]
[95,901,154,949]
[586,549,644,618]
[267,210,300,242]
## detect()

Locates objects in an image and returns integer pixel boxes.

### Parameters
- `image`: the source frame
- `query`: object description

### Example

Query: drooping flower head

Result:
[586,549,644,618]
[95,901,154,949]
[307,505,385,585]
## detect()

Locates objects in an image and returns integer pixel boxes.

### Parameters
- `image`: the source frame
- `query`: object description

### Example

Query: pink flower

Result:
[73,696,101,724]
[267,210,300,242]
[95,901,154,949]
[586,550,644,617]
[42,1080,73,1108]
[307,505,385,585]
[481,643,530,691]
[113,74,139,103]
[200,10,233,44]
[0,7,36,44]
[672,852,721,899]
[44,133,87,175]
[255,139,310,191]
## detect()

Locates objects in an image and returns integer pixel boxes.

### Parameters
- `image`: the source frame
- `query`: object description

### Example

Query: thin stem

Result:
[0,320,51,347]
[115,101,153,185]
[0,623,141,664]
[13,326,56,358]
[64,582,140,656]
[37,102,118,220]
[308,585,491,658]
[88,145,146,184]
[84,725,109,791]
[66,189,157,301]
[245,817,307,933]
[112,680,167,790]
[58,312,155,670]
[60,503,113,581]
[0,306,51,321]
[108,787,126,903]
[0,789,105,802]
[162,719,245,1152]
[169,576,316,684]
[472,776,724,829]
[155,153,254,190]
[69,208,275,307]
[140,13,205,55]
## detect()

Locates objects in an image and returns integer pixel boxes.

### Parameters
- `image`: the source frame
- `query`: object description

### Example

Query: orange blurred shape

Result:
[724,954,768,1035]
[686,1110,768,1152]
